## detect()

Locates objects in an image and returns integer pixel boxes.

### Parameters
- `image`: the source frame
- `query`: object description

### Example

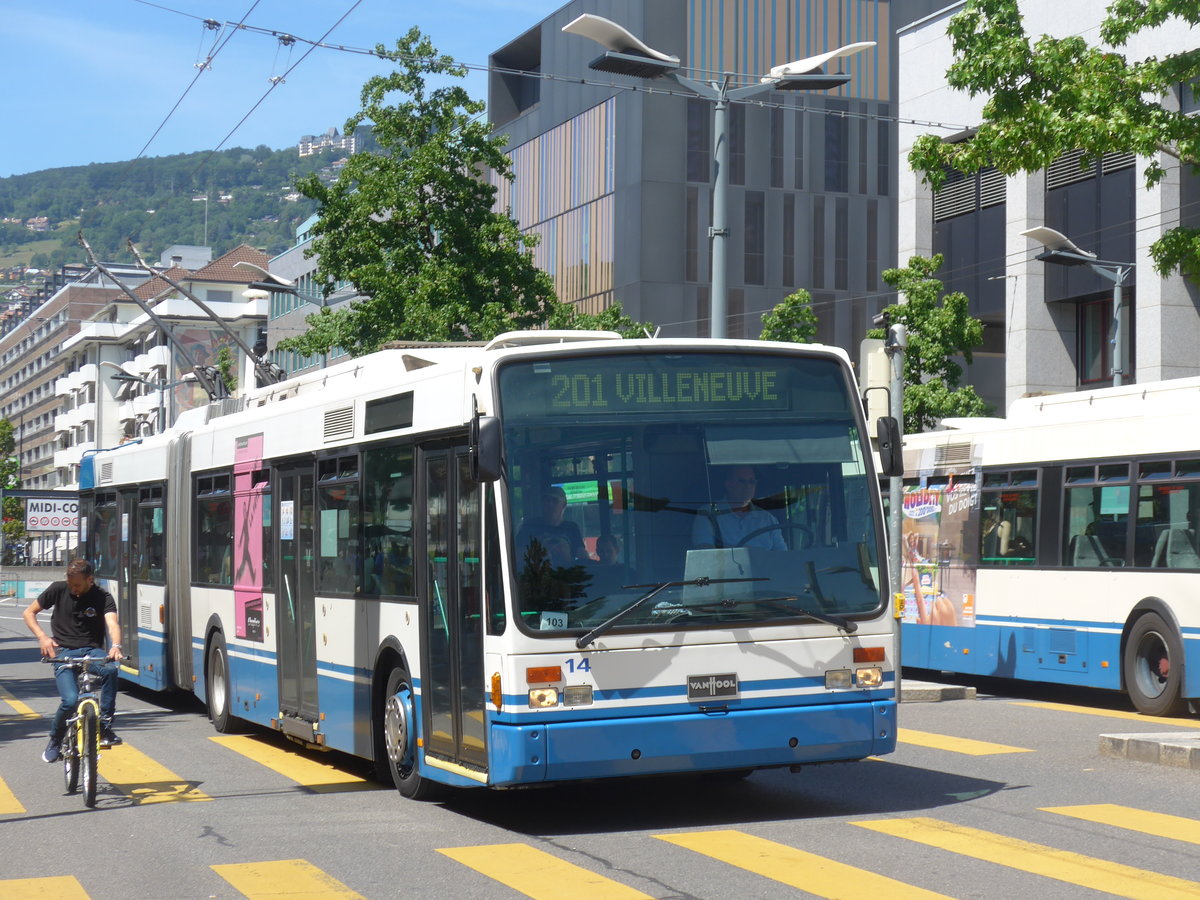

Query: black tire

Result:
[63,729,78,794]
[1124,611,1187,716]
[206,632,233,733]
[81,706,98,808]
[381,666,439,800]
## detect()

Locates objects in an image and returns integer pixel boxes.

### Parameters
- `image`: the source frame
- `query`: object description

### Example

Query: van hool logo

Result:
[687,673,739,700]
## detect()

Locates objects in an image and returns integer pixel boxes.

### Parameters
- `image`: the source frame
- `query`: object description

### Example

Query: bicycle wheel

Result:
[80,706,98,808]
[62,727,78,794]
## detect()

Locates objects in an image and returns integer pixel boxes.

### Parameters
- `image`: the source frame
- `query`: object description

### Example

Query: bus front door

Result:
[276,466,319,736]
[117,489,139,666]
[421,445,487,778]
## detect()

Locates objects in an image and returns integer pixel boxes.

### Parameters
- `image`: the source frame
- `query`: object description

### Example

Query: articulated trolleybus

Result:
[902,377,1200,716]
[81,331,897,797]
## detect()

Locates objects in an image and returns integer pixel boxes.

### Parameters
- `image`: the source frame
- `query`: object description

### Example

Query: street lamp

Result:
[1021,226,1134,386]
[563,13,874,339]
[192,195,209,246]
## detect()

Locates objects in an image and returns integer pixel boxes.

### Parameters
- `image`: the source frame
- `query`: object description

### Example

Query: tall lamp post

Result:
[1022,226,1134,387]
[193,195,209,246]
[563,14,874,339]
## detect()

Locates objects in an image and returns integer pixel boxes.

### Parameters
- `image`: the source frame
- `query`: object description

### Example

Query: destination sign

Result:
[499,353,804,417]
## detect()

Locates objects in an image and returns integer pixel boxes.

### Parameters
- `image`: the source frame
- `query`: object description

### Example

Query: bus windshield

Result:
[497,350,882,636]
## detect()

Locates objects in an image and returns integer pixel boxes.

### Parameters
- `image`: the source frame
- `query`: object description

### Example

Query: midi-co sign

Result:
[26,498,79,532]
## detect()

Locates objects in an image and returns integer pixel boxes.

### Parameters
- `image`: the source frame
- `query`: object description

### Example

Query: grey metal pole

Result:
[709,84,730,339]
[885,324,907,600]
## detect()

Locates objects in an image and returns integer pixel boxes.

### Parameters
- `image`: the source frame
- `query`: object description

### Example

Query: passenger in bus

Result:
[692,465,786,550]
[594,533,621,567]
[516,486,588,563]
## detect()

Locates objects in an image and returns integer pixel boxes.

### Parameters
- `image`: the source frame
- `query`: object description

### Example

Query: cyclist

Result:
[22,558,124,762]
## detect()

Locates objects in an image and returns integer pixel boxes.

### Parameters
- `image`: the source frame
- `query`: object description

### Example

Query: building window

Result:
[834,198,849,290]
[812,196,826,289]
[793,111,805,190]
[685,187,699,283]
[744,192,765,285]
[730,104,745,186]
[770,108,784,188]
[1079,299,1112,385]
[877,118,889,196]
[782,194,796,288]
[686,99,710,183]
[824,104,849,193]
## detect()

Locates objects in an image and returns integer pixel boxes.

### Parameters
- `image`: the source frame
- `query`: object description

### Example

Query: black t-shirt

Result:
[38,582,117,650]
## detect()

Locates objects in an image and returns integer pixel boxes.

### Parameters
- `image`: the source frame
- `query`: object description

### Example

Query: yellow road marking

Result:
[898,728,1033,755]
[99,743,211,804]
[1012,700,1200,728]
[1044,804,1200,845]
[438,843,653,900]
[212,859,365,899]
[654,830,953,899]
[854,816,1200,899]
[0,684,38,718]
[0,876,90,898]
[209,735,380,793]
[0,775,26,814]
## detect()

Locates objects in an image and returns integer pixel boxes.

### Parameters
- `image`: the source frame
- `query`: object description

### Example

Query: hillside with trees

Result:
[0,145,345,272]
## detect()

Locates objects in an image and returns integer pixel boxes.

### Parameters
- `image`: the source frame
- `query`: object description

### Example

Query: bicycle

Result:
[43,653,123,808]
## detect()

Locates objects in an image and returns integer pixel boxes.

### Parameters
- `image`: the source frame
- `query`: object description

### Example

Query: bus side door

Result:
[419,443,487,775]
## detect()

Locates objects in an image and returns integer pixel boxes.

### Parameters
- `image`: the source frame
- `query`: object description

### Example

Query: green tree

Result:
[907,0,1200,278]
[280,29,557,357]
[867,255,990,432]
[0,419,25,564]
[759,289,819,343]
[545,301,653,339]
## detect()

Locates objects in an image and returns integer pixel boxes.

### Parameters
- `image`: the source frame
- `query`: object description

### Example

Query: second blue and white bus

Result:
[902,376,1200,716]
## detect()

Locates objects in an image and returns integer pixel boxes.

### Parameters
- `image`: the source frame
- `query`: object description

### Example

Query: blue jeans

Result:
[50,648,117,740]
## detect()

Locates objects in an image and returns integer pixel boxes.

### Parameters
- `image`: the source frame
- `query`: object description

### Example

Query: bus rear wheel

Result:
[1124,612,1187,717]
[207,632,234,733]
[381,666,438,800]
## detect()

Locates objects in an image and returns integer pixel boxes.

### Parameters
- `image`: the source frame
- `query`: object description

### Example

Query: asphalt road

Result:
[3,604,1200,899]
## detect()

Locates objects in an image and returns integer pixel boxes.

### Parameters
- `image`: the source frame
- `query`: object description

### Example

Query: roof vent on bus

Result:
[323,405,355,442]
[934,442,973,468]
[99,461,114,484]
[483,330,623,350]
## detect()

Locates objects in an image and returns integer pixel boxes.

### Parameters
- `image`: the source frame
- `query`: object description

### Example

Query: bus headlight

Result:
[528,687,560,708]
[855,667,883,688]
[563,685,593,707]
[825,669,853,689]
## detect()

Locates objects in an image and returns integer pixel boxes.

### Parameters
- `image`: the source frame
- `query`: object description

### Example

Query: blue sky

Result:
[0,0,567,178]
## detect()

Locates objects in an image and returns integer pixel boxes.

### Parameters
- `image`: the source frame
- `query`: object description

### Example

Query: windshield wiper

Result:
[575,576,763,648]
[754,597,858,633]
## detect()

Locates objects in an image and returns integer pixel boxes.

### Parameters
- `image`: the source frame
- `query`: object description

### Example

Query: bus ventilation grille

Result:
[323,406,355,442]
[99,461,114,484]
[933,442,973,468]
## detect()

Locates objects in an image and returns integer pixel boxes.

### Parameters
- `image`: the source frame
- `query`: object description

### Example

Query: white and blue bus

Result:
[901,376,1200,716]
[80,331,897,797]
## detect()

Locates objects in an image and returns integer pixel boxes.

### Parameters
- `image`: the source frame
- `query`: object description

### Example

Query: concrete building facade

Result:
[489,0,939,349]
[898,2,1200,415]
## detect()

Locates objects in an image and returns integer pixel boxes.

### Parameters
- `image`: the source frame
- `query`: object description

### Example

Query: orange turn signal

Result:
[526,666,562,684]
[853,646,885,663]
[491,672,503,710]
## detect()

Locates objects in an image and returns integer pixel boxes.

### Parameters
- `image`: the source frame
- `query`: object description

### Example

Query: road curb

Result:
[1099,732,1200,769]
[900,680,976,703]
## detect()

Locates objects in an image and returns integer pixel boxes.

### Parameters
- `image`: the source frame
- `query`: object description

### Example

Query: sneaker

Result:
[100,726,122,747]
[42,738,61,763]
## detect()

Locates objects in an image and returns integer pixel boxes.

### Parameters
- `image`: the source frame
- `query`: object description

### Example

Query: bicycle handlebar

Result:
[42,655,131,665]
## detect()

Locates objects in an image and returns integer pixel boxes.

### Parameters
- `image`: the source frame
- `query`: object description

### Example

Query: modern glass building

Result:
[490,0,939,348]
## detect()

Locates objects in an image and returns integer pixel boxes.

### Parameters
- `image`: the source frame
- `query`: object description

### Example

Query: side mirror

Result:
[470,414,503,483]
[876,416,903,477]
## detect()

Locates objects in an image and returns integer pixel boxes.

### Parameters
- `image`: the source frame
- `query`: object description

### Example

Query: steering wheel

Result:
[735,523,812,549]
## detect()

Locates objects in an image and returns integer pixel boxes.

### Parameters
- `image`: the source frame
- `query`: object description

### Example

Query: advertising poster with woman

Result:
[901,481,979,627]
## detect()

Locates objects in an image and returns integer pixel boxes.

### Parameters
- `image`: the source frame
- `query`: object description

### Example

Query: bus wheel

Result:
[207,632,234,733]
[382,666,438,800]
[1124,612,1187,717]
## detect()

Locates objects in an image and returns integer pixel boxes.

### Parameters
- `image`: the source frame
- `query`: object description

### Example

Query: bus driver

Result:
[693,465,786,551]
